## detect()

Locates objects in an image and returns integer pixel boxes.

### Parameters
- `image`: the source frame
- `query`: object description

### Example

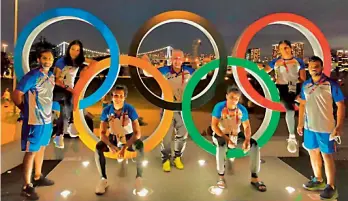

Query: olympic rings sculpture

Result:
[14,8,331,159]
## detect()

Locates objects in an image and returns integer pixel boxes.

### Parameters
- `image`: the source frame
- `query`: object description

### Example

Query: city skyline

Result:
[1,0,348,56]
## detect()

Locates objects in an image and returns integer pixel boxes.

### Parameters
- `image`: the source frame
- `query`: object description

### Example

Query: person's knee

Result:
[250,138,258,148]
[215,135,226,147]
[134,139,144,151]
[96,141,108,153]
[309,148,321,155]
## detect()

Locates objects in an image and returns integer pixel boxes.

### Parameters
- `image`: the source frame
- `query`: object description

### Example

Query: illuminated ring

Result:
[73,56,174,159]
[13,8,120,109]
[182,57,281,158]
[232,13,331,112]
[128,10,227,111]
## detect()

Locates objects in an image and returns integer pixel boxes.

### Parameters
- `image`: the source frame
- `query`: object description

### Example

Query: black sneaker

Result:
[21,184,39,200]
[32,175,55,187]
[320,185,338,200]
[303,176,326,191]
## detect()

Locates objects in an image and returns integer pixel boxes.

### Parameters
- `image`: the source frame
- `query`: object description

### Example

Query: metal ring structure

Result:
[232,13,331,112]
[128,10,227,111]
[13,8,120,109]
[182,57,280,158]
[73,56,174,159]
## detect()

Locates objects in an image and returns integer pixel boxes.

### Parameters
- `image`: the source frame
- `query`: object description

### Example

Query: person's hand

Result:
[297,124,304,136]
[108,144,120,153]
[227,139,236,149]
[242,139,250,152]
[118,146,126,158]
[331,126,342,138]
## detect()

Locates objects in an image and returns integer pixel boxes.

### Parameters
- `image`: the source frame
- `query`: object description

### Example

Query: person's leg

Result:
[318,133,338,200]
[54,101,65,148]
[173,112,188,169]
[160,112,174,172]
[236,133,266,191]
[303,130,326,191]
[284,93,297,153]
[20,123,41,200]
[212,134,227,188]
[95,134,115,195]
[129,138,144,192]
[33,123,54,187]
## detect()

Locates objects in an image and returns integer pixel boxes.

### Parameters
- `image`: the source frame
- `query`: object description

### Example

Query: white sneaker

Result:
[135,177,143,193]
[287,134,297,153]
[68,123,79,138]
[95,178,108,195]
[53,135,64,149]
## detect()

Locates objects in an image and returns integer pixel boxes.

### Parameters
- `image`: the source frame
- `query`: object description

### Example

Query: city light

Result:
[2,43,8,52]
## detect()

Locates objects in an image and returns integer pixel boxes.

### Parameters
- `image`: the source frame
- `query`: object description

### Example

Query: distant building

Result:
[246,48,261,62]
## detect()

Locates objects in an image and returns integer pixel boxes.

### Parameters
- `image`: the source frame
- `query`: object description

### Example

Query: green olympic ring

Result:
[182,57,281,158]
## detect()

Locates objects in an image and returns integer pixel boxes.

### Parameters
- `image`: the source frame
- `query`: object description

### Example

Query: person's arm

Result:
[211,103,230,141]
[335,101,346,132]
[12,72,36,111]
[12,90,25,111]
[126,119,141,148]
[257,63,273,73]
[100,109,118,152]
[299,69,306,83]
[211,117,230,142]
[297,58,307,83]
[297,84,307,136]
[241,120,251,140]
[331,82,346,135]
[124,105,142,149]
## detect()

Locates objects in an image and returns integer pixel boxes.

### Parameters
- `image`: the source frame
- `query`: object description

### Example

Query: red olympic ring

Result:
[232,13,331,112]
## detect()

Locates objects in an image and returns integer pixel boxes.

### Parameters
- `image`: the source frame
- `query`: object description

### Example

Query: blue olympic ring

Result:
[14,8,120,109]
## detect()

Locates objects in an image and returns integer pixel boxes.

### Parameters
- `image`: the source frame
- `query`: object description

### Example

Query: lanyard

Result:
[308,76,326,95]
[222,104,239,125]
[282,60,289,73]
[171,66,185,85]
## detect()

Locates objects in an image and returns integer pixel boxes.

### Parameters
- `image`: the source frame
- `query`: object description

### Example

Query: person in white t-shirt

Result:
[260,40,307,153]
[53,40,96,148]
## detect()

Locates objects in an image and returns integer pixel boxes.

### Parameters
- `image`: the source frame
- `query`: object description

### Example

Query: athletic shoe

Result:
[173,157,184,170]
[320,185,338,200]
[287,134,297,153]
[163,160,171,172]
[95,178,108,195]
[21,184,39,200]
[303,177,326,191]
[53,135,64,149]
[32,175,54,187]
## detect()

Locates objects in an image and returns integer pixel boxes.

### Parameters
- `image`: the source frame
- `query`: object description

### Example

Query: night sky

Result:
[1,0,348,57]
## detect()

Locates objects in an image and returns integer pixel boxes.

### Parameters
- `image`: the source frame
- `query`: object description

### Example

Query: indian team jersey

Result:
[100,103,139,135]
[16,67,55,125]
[158,65,195,102]
[300,75,345,133]
[55,57,80,88]
[269,57,305,87]
[212,101,249,135]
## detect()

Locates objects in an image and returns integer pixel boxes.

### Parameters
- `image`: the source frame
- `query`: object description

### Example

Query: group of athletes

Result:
[12,39,345,200]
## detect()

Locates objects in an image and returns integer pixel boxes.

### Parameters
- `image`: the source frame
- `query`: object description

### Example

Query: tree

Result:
[1,51,11,76]
[29,36,58,69]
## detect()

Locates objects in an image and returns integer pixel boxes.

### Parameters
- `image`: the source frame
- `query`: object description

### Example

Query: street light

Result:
[2,44,8,52]
[13,0,18,114]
